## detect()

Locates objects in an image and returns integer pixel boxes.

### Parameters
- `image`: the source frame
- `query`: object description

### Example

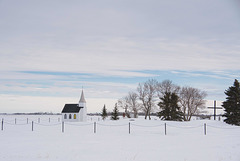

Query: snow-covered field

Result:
[0,115,239,161]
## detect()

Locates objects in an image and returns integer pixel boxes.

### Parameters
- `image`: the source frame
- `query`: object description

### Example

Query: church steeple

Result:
[78,89,87,121]
[79,90,86,103]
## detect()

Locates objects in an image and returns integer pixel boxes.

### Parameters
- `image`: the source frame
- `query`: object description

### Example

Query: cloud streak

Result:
[1,38,240,75]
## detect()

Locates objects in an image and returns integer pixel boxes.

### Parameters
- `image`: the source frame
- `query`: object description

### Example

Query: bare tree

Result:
[127,92,140,118]
[156,80,180,99]
[118,92,141,118]
[118,96,130,117]
[179,86,207,121]
[137,79,157,120]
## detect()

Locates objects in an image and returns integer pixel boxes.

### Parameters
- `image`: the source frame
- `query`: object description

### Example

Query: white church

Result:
[61,90,87,122]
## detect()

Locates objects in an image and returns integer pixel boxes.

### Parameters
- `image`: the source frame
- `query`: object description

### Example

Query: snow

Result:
[0,115,240,161]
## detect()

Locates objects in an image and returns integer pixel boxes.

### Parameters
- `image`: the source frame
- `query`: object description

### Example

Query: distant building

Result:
[61,90,87,122]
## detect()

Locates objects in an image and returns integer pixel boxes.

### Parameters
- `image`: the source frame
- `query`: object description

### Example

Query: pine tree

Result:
[111,103,119,120]
[157,92,183,121]
[222,79,240,126]
[101,104,108,120]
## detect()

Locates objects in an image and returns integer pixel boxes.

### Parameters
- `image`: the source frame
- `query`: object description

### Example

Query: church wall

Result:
[62,113,80,122]
[79,106,87,121]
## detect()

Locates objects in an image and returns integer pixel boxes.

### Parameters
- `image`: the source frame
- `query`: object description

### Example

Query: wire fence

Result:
[1,117,240,135]
[207,124,240,129]
[0,117,61,125]
[166,124,203,129]
[4,121,29,126]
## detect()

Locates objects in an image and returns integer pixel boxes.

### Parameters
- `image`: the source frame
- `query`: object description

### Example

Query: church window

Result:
[74,114,76,119]
[64,114,67,119]
[69,114,72,119]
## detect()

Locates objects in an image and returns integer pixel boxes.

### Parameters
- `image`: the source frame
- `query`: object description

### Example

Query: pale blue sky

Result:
[0,0,240,113]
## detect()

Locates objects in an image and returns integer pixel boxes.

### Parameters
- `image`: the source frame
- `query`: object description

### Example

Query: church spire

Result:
[79,90,86,103]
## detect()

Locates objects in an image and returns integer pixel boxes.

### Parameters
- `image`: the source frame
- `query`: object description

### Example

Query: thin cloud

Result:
[171,70,239,80]
[1,38,240,74]
[0,0,240,112]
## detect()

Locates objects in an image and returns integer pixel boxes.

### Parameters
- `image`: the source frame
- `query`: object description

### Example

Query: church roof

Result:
[62,104,83,113]
[79,90,86,103]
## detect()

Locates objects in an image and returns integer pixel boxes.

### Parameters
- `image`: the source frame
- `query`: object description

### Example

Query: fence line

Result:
[97,123,129,127]
[207,124,240,129]
[0,118,61,124]
[1,119,240,135]
[167,124,203,129]
[34,122,61,126]
[131,123,164,127]
[4,122,29,126]
[65,122,93,126]
[16,118,28,121]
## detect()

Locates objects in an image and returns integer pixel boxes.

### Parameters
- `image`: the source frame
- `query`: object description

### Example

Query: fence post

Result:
[32,121,34,131]
[62,122,64,133]
[204,123,207,135]
[27,118,28,124]
[49,118,50,123]
[94,122,96,133]
[1,119,3,131]
[129,122,131,134]
[165,123,167,135]
[15,118,16,124]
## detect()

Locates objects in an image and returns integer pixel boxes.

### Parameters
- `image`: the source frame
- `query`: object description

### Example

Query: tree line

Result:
[101,79,240,126]
[102,79,207,121]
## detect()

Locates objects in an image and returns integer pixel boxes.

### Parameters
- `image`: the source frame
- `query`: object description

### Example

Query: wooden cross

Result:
[207,100,223,120]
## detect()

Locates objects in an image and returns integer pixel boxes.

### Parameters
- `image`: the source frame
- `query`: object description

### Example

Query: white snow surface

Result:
[0,115,239,161]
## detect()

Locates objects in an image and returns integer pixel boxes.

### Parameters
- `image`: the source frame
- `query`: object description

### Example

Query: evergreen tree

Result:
[101,104,108,120]
[111,103,120,120]
[157,92,183,121]
[222,79,240,126]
